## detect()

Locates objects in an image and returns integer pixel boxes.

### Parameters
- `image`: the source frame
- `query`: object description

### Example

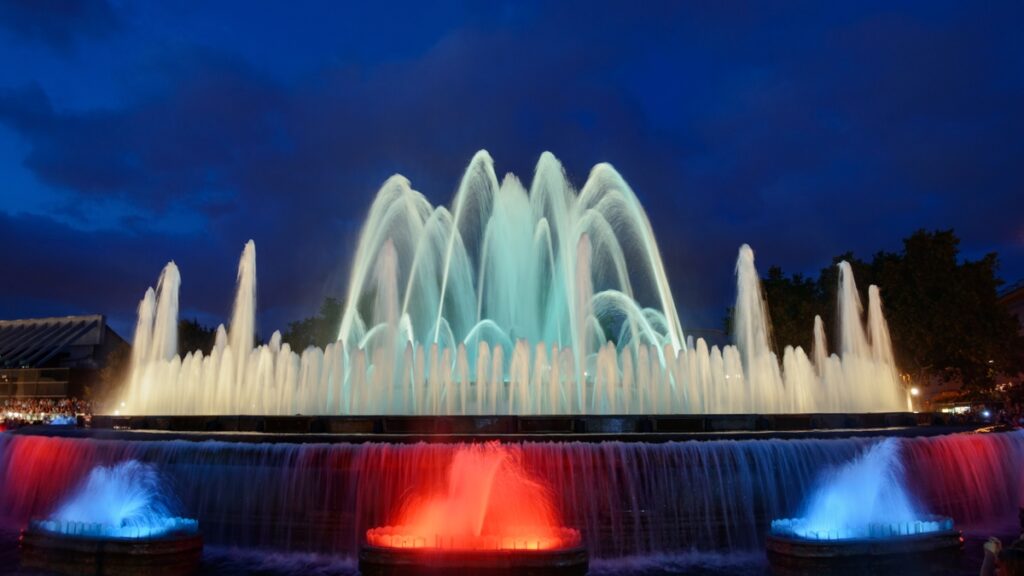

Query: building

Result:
[1000,280,1024,335]
[0,315,128,399]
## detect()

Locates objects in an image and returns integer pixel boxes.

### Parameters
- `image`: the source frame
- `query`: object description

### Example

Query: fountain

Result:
[116,151,906,416]
[2,431,1021,560]
[19,460,201,575]
[767,439,962,574]
[360,442,587,575]
[4,151,1021,575]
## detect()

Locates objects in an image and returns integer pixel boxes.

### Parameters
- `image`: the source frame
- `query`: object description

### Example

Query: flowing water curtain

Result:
[3,432,1023,556]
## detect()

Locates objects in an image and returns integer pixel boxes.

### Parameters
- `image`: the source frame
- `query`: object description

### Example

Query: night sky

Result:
[1,1,1021,339]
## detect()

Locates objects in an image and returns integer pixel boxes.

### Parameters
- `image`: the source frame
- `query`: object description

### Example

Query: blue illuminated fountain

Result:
[20,460,201,576]
[31,460,198,540]
[767,439,961,572]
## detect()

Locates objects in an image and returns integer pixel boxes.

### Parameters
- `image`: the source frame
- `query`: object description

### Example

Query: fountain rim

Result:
[19,524,204,576]
[358,541,589,574]
[9,412,994,444]
[768,513,957,543]
[765,527,963,559]
[25,517,201,543]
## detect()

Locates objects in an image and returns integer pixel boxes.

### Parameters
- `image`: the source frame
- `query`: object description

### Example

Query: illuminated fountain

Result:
[117,151,906,416]
[767,439,961,574]
[19,460,201,576]
[1,430,1023,564]
[360,442,586,574]
[9,150,1011,574]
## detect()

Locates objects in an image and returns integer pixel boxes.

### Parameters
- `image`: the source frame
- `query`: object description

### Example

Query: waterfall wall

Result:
[2,432,1020,559]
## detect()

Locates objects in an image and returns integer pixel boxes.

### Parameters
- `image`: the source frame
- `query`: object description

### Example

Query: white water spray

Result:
[118,152,906,415]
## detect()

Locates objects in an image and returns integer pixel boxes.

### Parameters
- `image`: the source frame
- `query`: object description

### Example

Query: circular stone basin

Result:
[360,526,587,576]
[766,516,962,576]
[20,519,202,576]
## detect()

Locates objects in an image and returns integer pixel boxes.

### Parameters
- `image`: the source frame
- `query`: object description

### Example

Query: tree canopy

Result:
[179,318,216,356]
[756,230,1023,391]
[281,297,343,351]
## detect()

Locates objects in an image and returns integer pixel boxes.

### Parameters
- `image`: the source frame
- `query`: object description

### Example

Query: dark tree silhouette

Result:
[744,230,1023,393]
[281,297,344,351]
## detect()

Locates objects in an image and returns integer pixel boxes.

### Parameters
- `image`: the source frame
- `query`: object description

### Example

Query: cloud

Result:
[0,0,1021,336]
[0,0,119,54]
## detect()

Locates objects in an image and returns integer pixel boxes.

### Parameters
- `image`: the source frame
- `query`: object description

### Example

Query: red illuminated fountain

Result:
[359,442,587,575]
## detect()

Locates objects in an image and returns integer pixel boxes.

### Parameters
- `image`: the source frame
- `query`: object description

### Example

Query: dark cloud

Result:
[0,0,119,54]
[0,0,1021,336]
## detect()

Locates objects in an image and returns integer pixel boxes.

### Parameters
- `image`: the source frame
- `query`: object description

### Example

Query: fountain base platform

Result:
[19,526,203,576]
[359,543,588,576]
[75,412,972,443]
[766,530,963,576]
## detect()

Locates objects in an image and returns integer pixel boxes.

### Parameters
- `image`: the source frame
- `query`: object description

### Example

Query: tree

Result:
[179,318,217,355]
[760,266,822,353]
[868,230,1023,391]
[281,297,344,351]
[751,229,1024,392]
[92,342,130,402]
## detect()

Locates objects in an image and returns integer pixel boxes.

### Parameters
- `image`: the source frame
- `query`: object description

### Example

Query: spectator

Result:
[0,397,92,429]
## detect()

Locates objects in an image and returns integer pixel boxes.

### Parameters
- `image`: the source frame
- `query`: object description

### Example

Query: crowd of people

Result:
[0,397,92,429]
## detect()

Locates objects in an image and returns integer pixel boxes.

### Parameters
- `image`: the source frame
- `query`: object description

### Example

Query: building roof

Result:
[0,315,106,369]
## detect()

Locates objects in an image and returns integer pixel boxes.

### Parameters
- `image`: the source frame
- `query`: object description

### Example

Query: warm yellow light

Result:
[910,387,920,396]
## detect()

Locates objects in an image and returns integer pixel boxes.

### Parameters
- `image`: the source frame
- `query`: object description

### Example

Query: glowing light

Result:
[910,387,920,396]
[771,439,951,541]
[36,461,198,540]
[367,443,580,551]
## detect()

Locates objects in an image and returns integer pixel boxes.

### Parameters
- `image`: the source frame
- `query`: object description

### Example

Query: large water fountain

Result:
[118,151,906,416]
[5,150,1019,576]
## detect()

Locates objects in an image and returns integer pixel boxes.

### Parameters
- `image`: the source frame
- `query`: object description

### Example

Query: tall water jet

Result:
[121,262,179,414]
[837,262,870,359]
[229,240,257,385]
[868,285,908,410]
[150,263,180,364]
[734,244,773,369]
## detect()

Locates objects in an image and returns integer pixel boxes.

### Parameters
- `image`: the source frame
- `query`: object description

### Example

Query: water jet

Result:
[359,443,587,575]
[766,439,963,575]
[18,461,202,576]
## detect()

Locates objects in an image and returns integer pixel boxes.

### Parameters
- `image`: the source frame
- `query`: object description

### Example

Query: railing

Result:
[0,368,70,398]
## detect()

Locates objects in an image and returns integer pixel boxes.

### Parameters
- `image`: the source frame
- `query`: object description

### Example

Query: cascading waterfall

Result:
[2,432,1022,558]
[117,151,906,416]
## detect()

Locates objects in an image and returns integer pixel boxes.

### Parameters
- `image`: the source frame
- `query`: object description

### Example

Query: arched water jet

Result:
[117,152,906,416]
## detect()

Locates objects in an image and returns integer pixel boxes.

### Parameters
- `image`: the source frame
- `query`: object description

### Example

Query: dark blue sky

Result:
[1,0,1021,338]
